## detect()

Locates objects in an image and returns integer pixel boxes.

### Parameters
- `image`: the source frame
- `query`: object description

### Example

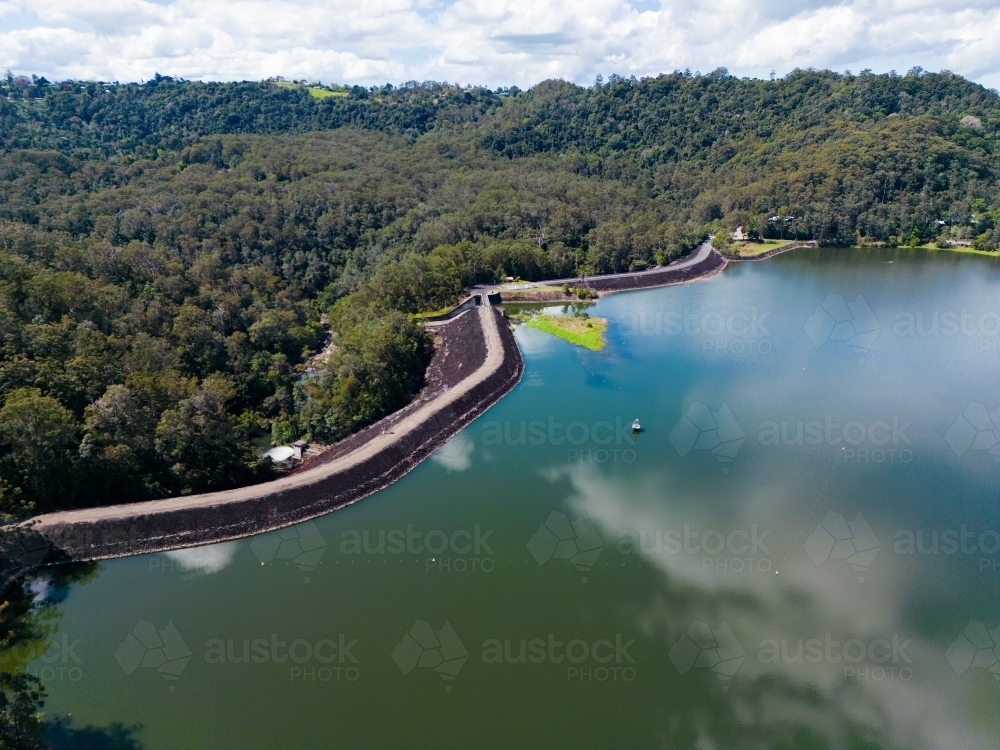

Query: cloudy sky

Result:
[1,0,999,89]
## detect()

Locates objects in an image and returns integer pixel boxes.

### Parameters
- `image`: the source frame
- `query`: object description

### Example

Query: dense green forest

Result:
[1,68,999,520]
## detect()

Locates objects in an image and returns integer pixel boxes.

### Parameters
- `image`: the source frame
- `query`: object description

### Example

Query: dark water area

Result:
[13,247,1000,748]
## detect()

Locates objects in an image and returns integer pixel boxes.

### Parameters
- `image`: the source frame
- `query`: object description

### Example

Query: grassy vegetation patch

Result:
[735,240,795,256]
[309,88,348,99]
[524,313,607,350]
[411,305,458,319]
[271,81,347,99]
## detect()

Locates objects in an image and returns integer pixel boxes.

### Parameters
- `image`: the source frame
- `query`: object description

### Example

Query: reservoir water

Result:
[19,247,1000,748]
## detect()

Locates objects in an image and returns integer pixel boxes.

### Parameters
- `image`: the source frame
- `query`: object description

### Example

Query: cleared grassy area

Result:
[524,314,606,351]
[735,240,795,257]
[271,82,348,99]
[309,88,348,99]
[492,281,567,292]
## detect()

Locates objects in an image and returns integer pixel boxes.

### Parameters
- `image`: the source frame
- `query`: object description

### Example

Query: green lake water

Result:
[23,247,1000,748]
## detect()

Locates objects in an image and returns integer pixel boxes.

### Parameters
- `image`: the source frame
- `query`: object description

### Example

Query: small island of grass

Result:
[524,313,607,350]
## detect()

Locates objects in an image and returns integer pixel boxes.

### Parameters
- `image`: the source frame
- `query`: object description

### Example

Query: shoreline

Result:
[4,307,522,569]
[2,241,731,572]
[2,239,993,608]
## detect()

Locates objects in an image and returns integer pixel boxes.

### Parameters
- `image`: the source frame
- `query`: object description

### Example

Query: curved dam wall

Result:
[583,249,727,293]
[14,308,523,565]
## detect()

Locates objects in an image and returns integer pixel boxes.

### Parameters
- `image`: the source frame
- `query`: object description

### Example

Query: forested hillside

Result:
[1,68,999,516]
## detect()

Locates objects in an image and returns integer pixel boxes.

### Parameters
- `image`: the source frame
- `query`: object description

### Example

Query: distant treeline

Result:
[2,68,998,244]
[0,74,503,156]
[0,68,999,518]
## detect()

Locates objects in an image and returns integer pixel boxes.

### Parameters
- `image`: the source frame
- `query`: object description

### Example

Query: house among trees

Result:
[731,227,750,241]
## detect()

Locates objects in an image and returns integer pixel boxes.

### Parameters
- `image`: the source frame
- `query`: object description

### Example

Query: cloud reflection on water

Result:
[431,431,475,472]
[544,460,999,749]
[162,540,239,577]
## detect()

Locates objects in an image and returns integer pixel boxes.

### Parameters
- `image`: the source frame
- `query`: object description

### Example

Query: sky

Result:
[1,0,999,90]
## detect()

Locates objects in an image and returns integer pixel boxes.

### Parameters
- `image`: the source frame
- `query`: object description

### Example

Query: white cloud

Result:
[1,0,999,88]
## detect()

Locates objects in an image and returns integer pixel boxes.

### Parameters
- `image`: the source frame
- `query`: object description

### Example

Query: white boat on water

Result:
[632,419,641,432]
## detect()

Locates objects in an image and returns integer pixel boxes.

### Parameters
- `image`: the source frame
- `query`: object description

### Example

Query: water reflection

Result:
[4,249,1000,748]
[0,565,148,748]
[430,431,475,473]
[44,717,144,750]
[557,460,995,747]
[161,541,240,578]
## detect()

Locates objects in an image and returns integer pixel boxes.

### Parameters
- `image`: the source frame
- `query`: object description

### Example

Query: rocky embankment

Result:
[494,243,727,302]
[4,307,521,570]
[583,249,726,293]
[1,241,737,575]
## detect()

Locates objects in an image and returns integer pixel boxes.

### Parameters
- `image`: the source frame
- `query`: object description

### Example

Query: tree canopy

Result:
[1,68,998,517]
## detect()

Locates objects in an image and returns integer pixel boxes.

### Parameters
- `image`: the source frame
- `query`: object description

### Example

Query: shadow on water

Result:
[44,718,144,750]
[0,563,101,749]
